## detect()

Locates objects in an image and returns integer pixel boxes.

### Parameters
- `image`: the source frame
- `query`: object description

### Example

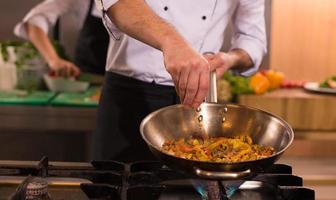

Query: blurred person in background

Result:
[14,0,109,77]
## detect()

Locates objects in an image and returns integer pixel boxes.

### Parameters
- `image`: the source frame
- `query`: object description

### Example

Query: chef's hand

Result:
[48,57,81,77]
[203,52,235,79]
[163,43,210,108]
[205,49,254,79]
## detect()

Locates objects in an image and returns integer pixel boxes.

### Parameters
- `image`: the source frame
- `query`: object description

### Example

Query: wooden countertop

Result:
[1,88,334,132]
[238,88,336,130]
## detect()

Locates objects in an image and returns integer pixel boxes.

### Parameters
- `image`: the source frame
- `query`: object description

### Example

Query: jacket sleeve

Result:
[14,0,80,40]
[97,0,123,40]
[230,0,267,76]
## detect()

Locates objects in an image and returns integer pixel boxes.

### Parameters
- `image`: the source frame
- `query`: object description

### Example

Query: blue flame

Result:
[224,186,238,198]
[192,180,241,200]
[195,185,208,199]
[192,180,208,199]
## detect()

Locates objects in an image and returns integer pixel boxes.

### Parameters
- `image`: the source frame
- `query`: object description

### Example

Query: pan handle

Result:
[194,168,251,180]
[203,52,217,103]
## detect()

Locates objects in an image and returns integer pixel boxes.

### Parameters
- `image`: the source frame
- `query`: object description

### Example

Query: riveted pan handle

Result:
[194,168,251,180]
[203,52,217,103]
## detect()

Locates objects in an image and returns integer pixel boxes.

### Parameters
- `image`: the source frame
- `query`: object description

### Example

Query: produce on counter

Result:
[0,41,45,92]
[249,72,270,95]
[0,40,70,92]
[0,40,67,68]
[89,89,101,102]
[222,71,253,95]
[219,69,286,100]
[162,135,275,163]
[264,70,285,89]
[320,76,336,89]
[280,80,306,88]
[217,79,232,102]
[0,41,42,68]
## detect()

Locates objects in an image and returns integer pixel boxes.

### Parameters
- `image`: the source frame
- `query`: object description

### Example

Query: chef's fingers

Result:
[192,68,209,108]
[67,63,78,77]
[73,65,81,77]
[203,53,215,61]
[172,76,179,96]
[178,68,190,103]
[183,70,200,107]
[57,67,65,77]
[62,62,80,78]
[64,64,72,77]
[207,54,226,71]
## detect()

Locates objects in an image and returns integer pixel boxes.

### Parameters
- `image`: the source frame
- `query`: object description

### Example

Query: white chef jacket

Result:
[14,0,101,40]
[99,0,267,86]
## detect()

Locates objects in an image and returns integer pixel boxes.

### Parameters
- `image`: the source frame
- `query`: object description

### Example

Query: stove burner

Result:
[25,177,49,199]
[0,157,315,200]
[8,176,52,200]
[206,181,227,200]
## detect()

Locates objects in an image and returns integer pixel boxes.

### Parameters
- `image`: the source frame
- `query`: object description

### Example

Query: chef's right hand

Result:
[48,57,81,77]
[163,42,210,108]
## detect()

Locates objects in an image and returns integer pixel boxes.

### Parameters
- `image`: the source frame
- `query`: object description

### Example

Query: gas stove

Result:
[0,157,314,200]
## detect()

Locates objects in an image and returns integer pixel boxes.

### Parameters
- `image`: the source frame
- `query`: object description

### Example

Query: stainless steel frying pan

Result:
[140,70,294,180]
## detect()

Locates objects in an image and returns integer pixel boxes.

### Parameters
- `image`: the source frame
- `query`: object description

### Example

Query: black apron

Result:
[94,72,180,162]
[74,0,109,75]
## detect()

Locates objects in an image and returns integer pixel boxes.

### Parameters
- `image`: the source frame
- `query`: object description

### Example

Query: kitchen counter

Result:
[238,88,336,157]
[0,105,97,162]
[239,88,336,130]
[0,88,334,161]
[0,105,96,132]
[241,89,336,199]
[4,88,331,133]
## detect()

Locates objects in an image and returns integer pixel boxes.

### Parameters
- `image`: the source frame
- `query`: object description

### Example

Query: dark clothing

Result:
[74,0,109,75]
[94,72,179,162]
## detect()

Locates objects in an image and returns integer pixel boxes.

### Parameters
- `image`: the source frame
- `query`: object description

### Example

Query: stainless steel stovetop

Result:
[0,157,314,200]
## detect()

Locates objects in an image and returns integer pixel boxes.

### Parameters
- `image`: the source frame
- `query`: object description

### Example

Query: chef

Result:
[14,0,109,76]
[94,0,267,161]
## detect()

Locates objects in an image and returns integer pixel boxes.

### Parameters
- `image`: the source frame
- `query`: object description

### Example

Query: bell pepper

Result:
[265,70,285,89]
[249,72,270,94]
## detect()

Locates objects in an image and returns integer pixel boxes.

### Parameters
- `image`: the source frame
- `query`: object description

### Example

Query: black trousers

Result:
[93,72,179,162]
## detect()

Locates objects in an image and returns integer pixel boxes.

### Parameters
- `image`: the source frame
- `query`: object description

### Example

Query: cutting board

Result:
[51,87,101,107]
[0,90,56,105]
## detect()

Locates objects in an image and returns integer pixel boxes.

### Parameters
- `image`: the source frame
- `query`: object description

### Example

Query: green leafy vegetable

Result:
[0,40,40,68]
[0,40,69,68]
[320,76,336,88]
[222,71,253,95]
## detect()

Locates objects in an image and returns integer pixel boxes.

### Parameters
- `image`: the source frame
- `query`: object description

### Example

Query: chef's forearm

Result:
[107,0,188,51]
[26,23,59,64]
[226,49,254,72]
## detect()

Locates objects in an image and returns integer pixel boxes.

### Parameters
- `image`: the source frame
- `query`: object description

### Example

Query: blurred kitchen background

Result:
[0,0,336,199]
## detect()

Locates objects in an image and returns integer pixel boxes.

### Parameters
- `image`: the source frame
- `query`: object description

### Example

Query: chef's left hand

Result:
[203,52,234,79]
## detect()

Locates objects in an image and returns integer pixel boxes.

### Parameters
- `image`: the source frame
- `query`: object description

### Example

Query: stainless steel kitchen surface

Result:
[0,106,96,161]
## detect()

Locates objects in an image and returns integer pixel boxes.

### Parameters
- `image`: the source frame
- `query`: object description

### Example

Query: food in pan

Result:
[162,136,275,162]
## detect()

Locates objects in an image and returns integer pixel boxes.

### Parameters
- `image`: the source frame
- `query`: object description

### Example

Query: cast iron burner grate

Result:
[0,157,315,200]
